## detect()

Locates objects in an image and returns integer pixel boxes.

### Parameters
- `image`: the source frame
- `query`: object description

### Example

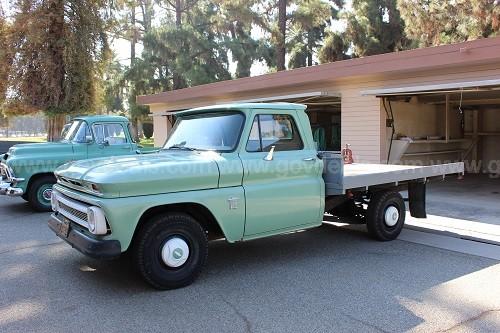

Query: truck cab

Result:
[48,103,463,290]
[0,115,139,211]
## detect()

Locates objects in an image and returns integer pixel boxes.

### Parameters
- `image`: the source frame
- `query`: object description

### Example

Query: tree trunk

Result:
[46,114,66,142]
[131,118,140,142]
[175,0,182,27]
[131,4,136,66]
[172,0,184,89]
[307,29,313,67]
[276,0,287,71]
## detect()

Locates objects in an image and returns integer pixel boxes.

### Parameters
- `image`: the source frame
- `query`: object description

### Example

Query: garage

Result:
[362,79,500,177]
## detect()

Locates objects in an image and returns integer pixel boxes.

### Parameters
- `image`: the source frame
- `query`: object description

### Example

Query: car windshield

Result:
[62,120,91,143]
[62,121,81,141]
[163,112,244,152]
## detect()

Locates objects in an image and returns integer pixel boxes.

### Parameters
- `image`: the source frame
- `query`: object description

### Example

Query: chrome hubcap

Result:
[161,237,190,268]
[42,188,53,201]
[384,205,399,227]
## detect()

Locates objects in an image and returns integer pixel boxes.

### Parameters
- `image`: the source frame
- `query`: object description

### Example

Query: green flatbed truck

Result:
[48,103,464,289]
[0,115,151,211]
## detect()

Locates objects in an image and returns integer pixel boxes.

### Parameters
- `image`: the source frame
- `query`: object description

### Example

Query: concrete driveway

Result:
[0,197,499,333]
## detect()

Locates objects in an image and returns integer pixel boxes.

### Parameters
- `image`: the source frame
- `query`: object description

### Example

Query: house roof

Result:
[137,36,500,107]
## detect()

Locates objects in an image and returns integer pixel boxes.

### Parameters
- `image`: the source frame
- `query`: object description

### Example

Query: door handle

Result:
[303,157,316,161]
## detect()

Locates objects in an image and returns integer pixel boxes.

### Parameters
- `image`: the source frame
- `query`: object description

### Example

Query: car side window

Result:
[93,123,128,145]
[246,114,303,152]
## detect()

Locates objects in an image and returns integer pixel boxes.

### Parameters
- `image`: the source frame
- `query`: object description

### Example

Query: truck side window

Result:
[93,123,128,145]
[246,114,303,152]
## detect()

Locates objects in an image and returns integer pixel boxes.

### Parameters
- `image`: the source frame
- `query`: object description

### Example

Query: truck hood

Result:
[7,142,73,158]
[55,151,220,197]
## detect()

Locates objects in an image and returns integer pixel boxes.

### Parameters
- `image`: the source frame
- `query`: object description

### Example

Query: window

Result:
[72,122,92,143]
[164,112,244,152]
[246,114,303,152]
[93,123,128,145]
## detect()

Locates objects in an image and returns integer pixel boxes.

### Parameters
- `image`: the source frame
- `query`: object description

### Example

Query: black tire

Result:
[27,175,56,212]
[133,213,208,290]
[21,193,29,202]
[366,191,405,241]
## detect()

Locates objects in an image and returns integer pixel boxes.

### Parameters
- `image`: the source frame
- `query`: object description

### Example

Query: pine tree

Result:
[288,0,338,68]
[344,0,409,57]
[397,0,500,47]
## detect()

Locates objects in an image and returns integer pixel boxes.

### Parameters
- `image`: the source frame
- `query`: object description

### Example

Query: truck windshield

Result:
[164,112,244,152]
[62,121,81,141]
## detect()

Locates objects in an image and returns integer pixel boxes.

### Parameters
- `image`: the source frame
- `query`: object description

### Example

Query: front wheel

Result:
[133,213,208,290]
[28,175,56,212]
[366,191,406,241]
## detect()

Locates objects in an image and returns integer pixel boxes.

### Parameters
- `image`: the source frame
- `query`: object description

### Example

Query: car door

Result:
[240,111,324,238]
[70,120,91,160]
[88,122,133,157]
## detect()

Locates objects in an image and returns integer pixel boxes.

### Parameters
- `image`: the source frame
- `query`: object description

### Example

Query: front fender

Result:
[54,185,246,251]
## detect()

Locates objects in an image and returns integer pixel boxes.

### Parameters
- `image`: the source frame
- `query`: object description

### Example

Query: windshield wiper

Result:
[164,144,197,151]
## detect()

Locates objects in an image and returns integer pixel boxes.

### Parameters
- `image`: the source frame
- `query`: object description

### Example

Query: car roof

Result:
[175,102,307,116]
[74,115,129,123]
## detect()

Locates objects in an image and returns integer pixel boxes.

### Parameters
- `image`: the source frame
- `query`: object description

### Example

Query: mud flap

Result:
[408,181,427,218]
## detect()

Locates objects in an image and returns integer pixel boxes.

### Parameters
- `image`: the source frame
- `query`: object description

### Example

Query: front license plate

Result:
[57,217,70,238]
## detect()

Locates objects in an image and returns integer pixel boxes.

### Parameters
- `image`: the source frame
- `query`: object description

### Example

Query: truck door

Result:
[88,122,133,157]
[240,112,324,238]
[70,121,91,160]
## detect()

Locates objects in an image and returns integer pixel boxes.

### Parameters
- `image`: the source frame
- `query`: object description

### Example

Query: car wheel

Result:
[366,191,405,241]
[28,175,56,212]
[134,212,208,290]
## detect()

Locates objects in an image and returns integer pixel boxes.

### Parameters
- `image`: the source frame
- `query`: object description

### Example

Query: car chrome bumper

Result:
[0,180,23,196]
[48,213,121,259]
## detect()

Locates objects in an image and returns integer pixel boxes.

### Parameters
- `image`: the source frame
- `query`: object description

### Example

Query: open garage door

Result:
[362,79,500,177]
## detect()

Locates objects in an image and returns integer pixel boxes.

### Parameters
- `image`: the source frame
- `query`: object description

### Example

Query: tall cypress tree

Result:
[4,0,108,141]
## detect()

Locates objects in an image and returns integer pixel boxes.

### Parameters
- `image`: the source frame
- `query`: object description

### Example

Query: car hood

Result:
[55,151,220,198]
[7,142,73,158]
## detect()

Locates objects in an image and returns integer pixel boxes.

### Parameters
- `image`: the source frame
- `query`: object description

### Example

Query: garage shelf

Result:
[465,132,500,136]
[410,139,470,144]
[403,150,464,157]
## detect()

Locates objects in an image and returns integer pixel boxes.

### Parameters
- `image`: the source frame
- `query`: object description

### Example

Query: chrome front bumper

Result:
[0,180,24,196]
[0,163,24,196]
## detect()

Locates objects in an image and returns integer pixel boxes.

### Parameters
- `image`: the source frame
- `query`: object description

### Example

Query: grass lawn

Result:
[0,136,47,142]
[139,138,155,147]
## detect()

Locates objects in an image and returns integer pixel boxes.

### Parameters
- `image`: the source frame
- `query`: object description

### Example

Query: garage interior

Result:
[364,80,500,177]
[365,80,500,237]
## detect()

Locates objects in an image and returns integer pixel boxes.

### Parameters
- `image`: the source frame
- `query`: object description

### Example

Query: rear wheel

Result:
[366,191,405,241]
[28,175,56,212]
[133,213,208,290]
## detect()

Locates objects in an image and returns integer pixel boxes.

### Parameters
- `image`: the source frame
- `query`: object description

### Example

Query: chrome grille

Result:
[54,190,90,229]
[59,201,88,222]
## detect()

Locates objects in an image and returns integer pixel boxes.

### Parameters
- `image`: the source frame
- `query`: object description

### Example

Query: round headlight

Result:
[51,192,59,212]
